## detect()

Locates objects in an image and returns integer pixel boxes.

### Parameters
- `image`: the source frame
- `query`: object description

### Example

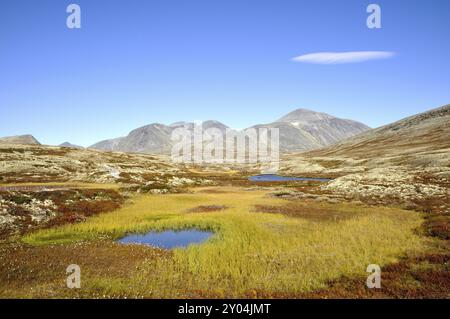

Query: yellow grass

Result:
[22,186,427,297]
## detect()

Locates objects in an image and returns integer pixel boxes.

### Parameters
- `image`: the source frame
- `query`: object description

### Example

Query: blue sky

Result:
[1,0,449,147]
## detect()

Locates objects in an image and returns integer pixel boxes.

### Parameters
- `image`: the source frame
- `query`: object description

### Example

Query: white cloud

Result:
[292,51,395,64]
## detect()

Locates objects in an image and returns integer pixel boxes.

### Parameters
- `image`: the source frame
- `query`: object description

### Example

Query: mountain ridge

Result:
[304,104,450,165]
[89,108,370,154]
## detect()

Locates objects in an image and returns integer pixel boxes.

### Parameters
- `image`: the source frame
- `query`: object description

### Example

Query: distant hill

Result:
[307,104,450,164]
[89,109,369,154]
[59,142,84,149]
[0,135,40,145]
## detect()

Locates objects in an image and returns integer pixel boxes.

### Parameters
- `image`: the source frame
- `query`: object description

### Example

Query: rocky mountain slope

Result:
[306,104,450,164]
[254,108,370,151]
[0,135,40,145]
[280,104,450,215]
[282,104,450,172]
[89,109,369,154]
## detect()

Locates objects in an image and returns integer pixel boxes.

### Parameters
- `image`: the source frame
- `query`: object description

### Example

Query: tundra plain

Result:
[0,105,449,298]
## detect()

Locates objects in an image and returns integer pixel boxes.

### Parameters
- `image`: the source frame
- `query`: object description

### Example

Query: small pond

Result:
[118,229,214,249]
[249,174,332,182]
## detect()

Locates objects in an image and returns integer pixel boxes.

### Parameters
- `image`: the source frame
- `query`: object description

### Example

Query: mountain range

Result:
[1,104,448,177]
[89,108,370,154]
